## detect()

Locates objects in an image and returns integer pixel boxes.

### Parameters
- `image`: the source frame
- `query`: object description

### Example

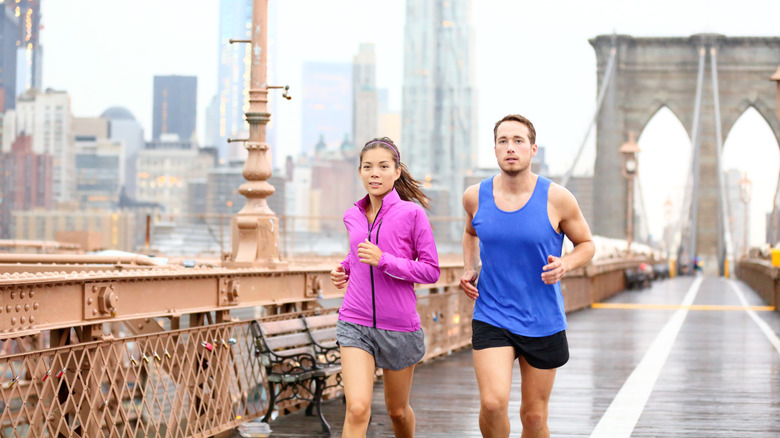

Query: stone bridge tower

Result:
[590,34,780,274]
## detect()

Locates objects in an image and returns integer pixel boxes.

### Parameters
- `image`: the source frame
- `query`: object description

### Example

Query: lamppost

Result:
[620,132,640,253]
[738,172,752,258]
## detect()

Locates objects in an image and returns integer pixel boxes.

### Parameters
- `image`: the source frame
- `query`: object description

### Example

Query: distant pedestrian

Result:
[331,137,440,438]
[460,115,595,438]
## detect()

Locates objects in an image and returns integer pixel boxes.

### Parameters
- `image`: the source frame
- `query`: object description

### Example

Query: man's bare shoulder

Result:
[462,183,480,213]
[463,183,480,199]
[548,180,579,209]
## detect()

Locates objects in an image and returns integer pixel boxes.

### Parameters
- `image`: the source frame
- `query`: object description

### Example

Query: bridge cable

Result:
[561,45,617,188]
[635,176,651,242]
[710,47,735,270]
[679,47,707,267]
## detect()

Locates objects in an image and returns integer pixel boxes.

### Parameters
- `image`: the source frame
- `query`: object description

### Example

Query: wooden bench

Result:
[250,313,342,434]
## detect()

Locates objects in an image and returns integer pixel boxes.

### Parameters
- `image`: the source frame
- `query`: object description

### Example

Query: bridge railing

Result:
[735,259,779,309]
[0,256,646,436]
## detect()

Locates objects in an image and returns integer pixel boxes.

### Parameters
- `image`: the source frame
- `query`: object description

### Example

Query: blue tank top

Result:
[472,176,566,337]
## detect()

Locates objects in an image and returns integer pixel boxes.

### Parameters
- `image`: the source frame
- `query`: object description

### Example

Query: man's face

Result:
[494,120,537,176]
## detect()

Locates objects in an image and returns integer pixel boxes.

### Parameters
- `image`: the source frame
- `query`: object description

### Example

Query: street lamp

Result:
[738,172,752,258]
[620,132,640,253]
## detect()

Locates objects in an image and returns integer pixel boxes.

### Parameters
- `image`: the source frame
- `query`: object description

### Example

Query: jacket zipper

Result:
[372,221,384,328]
[366,205,383,328]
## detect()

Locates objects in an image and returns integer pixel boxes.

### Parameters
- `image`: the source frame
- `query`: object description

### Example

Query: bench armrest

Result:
[265,351,323,376]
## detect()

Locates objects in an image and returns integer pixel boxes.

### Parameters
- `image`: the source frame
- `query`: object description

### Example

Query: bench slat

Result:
[261,319,306,335]
[264,332,313,351]
[310,327,337,344]
[304,314,339,329]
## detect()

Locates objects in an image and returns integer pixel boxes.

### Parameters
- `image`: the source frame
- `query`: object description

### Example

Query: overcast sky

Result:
[40,0,780,244]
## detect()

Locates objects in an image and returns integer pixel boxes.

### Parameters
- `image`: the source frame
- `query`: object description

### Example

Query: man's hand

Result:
[542,255,567,285]
[460,269,479,300]
[357,239,382,267]
[331,265,349,289]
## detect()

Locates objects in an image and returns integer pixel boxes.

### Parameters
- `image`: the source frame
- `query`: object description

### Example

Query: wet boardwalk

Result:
[241,276,780,437]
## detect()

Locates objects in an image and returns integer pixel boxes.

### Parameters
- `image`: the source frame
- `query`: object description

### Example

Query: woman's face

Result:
[359,147,400,198]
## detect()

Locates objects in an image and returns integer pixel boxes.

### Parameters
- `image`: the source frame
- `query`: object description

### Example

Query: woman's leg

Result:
[341,346,376,438]
[383,364,417,438]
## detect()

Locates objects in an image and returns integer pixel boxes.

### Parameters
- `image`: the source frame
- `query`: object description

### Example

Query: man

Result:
[460,114,595,438]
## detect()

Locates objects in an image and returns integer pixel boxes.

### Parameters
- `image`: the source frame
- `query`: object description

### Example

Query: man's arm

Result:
[460,184,480,299]
[542,184,595,285]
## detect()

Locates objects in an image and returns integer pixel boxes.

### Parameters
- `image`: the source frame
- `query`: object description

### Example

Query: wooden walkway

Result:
[234,276,780,437]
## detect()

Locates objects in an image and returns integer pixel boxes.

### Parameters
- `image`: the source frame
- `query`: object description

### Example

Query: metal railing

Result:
[0,249,642,436]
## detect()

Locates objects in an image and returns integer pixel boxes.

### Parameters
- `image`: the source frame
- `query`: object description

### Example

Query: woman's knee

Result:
[345,400,371,423]
[386,403,410,421]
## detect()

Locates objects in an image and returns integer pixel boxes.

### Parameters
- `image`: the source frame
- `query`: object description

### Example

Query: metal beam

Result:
[0,263,464,338]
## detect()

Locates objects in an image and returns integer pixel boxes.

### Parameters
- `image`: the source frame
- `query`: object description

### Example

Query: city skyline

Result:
[37,0,780,244]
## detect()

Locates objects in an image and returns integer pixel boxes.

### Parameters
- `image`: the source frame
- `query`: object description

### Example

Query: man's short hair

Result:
[493,114,536,145]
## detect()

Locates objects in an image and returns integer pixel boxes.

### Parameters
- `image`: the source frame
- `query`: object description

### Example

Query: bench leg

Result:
[262,381,276,423]
[313,378,330,435]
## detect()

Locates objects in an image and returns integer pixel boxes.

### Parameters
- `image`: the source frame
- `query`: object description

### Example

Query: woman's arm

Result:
[377,209,440,284]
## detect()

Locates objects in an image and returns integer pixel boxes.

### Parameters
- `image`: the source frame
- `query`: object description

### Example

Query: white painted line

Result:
[590,276,703,438]
[728,280,780,355]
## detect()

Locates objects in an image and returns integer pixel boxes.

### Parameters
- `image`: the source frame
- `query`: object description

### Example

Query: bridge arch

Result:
[636,106,691,247]
[722,106,780,253]
[590,33,780,273]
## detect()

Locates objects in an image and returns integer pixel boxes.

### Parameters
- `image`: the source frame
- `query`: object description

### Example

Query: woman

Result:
[331,137,440,438]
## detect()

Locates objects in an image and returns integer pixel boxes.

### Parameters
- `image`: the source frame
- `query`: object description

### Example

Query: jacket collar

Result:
[356,187,401,213]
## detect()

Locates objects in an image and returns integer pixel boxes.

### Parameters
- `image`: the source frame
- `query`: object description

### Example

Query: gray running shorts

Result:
[336,320,425,371]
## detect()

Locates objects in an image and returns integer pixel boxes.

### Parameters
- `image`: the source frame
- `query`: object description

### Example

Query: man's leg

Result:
[341,347,376,438]
[473,346,516,438]
[383,365,416,438]
[518,356,556,438]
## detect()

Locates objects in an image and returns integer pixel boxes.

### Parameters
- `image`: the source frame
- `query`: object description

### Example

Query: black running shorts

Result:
[471,319,569,369]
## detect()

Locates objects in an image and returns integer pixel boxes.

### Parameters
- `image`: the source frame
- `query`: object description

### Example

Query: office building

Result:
[152,75,197,142]
[402,0,477,219]
[352,43,378,147]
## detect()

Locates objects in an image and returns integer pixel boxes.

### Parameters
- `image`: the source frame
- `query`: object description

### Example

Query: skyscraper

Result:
[212,0,252,161]
[402,0,477,218]
[13,0,42,96]
[0,134,52,238]
[352,43,378,147]
[152,75,197,142]
[101,107,144,198]
[0,5,18,111]
[73,117,124,210]
[13,89,75,203]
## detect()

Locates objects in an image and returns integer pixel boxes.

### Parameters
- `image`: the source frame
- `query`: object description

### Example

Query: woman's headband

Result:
[366,141,400,162]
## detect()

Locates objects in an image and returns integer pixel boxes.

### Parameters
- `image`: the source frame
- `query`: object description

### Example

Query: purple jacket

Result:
[339,189,440,331]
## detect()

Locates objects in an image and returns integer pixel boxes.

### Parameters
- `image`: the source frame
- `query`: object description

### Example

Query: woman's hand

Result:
[357,239,382,267]
[331,265,349,289]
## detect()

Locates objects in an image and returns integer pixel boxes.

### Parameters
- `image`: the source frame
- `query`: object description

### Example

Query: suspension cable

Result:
[635,176,651,242]
[710,47,734,269]
[561,45,617,188]
[680,47,707,267]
